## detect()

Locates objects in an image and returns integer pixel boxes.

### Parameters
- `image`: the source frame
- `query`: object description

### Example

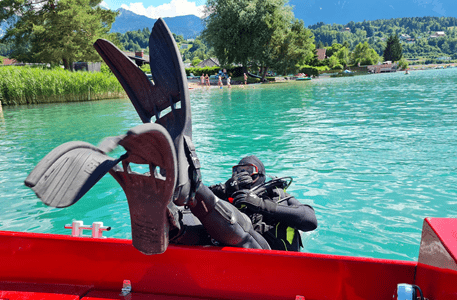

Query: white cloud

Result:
[99,1,110,9]
[121,0,205,18]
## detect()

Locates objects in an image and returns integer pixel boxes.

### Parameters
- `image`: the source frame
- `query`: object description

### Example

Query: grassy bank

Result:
[0,66,125,105]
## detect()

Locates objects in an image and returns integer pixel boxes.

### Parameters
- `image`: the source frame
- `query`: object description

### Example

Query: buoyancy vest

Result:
[247,185,303,252]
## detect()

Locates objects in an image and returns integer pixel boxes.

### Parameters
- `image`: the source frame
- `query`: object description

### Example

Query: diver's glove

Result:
[225,171,253,197]
[232,190,277,214]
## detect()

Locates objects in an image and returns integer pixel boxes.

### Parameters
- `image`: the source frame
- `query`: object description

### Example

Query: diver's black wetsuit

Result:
[209,180,317,251]
[170,155,317,252]
[168,184,271,250]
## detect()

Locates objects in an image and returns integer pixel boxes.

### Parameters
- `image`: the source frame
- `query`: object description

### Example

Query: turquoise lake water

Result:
[1,68,457,261]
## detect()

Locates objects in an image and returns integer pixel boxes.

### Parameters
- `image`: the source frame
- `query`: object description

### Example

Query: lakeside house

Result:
[429,31,446,38]
[124,50,149,67]
[400,34,416,44]
[196,58,220,68]
[405,38,416,44]
[1,58,17,65]
[367,62,398,73]
[73,62,101,72]
[316,49,327,60]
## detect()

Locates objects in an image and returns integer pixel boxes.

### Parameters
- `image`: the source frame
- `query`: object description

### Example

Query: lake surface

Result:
[1,68,457,261]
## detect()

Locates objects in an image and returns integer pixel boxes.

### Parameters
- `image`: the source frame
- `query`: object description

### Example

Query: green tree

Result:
[335,47,350,67]
[383,34,402,62]
[182,37,211,62]
[0,41,13,57]
[203,0,291,71]
[252,0,294,78]
[1,0,117,69]
[441,41,450,54]
[268,19,315,76]
[397,58,409,70]
[192,58,202,66]
[202,0,314,79]
[327,55,342,70]
[326,43,343,57]
[173,33,185,44]
[352,42,380,65]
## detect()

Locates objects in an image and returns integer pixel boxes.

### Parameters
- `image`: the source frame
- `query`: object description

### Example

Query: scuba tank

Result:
[249,176,294,204]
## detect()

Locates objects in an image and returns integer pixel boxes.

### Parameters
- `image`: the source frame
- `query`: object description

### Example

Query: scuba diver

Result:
[166,155,318,252]
[208,155,318,251]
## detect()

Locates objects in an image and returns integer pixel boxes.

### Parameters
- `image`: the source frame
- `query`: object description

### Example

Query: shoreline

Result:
[188,79,257,90]
[187,77,319,90]
[186,64,457,90]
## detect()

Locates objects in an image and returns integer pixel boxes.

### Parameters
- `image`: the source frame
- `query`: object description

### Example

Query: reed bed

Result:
[0,66,126,105]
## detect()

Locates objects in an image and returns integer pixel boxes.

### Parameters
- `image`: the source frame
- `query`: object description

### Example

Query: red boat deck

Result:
[1,218,456,300]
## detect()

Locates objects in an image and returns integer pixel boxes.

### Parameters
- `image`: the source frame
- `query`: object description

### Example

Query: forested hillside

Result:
[2,15,457,62]
[114,16,457,63]
[115,28,212,64]
[311,16,457,59]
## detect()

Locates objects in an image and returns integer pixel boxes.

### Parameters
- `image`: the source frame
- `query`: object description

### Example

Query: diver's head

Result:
[232,155,266,188]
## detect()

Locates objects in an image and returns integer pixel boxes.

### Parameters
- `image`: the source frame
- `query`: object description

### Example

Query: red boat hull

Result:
[1,218,456,300]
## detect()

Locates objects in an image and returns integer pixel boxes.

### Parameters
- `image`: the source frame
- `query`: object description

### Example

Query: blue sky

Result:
[100,0,206,18]
[99,0,457,25]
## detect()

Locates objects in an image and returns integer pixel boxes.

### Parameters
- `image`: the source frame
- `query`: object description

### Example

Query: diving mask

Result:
[232,164,259,176]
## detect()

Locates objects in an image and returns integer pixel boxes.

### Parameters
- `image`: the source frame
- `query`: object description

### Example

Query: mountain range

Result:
[111,8,204,39]
[1,8,203,40]
[111,1,457,38]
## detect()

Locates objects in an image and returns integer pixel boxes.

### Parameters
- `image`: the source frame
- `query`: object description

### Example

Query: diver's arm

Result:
[232,191,317,232]
[208,171,253,200]
[274,196,318,232]
[191,184,271,250]
[208,183,227,200]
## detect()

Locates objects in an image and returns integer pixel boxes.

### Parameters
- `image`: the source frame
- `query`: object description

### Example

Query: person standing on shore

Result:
[227,76,231,88]
[218,75,223,89]
[200,74,205,86]
[244,73,247,85]
[205,74,210,87]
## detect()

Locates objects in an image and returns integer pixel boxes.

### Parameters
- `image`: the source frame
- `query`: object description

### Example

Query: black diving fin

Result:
[24,19,199,255]
[25,123,179,254]
[108,123,177,254]
[24,142,124,208]
[94,18,198,207]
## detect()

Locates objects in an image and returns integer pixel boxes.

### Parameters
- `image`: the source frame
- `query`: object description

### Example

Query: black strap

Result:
[183,135,202,205]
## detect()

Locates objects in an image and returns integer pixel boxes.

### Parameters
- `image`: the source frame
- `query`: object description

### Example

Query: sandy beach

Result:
[186,76,316,90]
[187,78,255,90]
